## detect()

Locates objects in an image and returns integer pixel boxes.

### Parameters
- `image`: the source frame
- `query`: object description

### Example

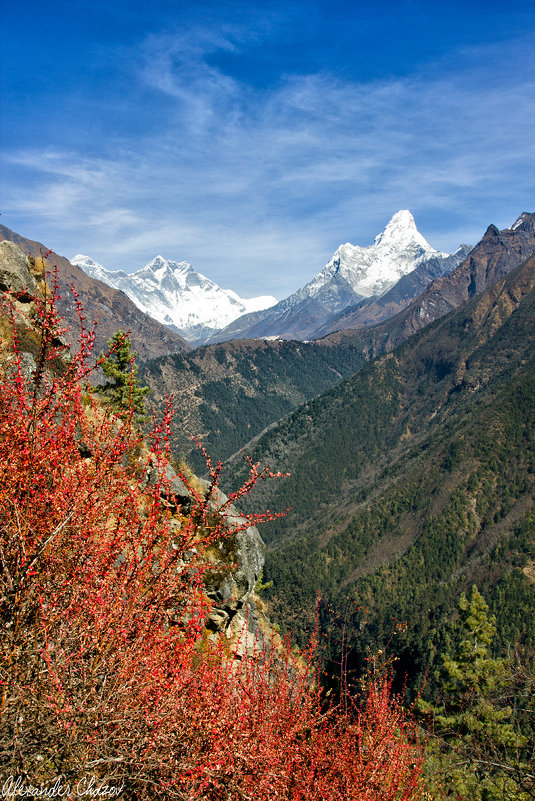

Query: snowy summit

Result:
[302,210,443,302]
[208,210,465,343]
[72,254,276,345]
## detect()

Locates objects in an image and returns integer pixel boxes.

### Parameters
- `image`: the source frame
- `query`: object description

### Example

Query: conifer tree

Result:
[97,330,150,423]
[420,586,532,800]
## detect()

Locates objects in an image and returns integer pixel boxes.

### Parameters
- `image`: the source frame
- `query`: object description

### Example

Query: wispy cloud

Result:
[3,24,535,296]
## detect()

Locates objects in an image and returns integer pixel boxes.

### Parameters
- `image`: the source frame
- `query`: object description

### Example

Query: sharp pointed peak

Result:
[146,254,170,268]
[375,210,417,239]
[388,209,416,225]
[373,209,434,252]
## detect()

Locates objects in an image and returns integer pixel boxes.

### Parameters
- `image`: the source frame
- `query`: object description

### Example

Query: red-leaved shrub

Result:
[0,278,424,799]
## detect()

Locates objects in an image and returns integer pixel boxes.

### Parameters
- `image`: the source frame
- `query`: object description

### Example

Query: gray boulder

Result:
[0,241,37,298]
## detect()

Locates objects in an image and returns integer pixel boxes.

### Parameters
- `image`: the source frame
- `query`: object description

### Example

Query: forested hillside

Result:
[227,253,535,696]
[139,337,370,471]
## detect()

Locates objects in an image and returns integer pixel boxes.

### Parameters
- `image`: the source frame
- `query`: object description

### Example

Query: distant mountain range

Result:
[72,254,276,345]
[139,212,535,471]
[73,211,471,345]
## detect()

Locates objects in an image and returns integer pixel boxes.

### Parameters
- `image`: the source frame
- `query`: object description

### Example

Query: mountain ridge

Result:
[320,212,535,353]
[224,250,535,680]
[313,244,473,336]
[140,212,535,471]
[0,226,191,360]
[381,212,535,347]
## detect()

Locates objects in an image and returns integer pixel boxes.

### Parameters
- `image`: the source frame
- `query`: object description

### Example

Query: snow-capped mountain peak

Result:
[299,210,443,303]
[373,209,433,250]
[207,210,466,344]
[71,254,276,345]
[73,211,460,347]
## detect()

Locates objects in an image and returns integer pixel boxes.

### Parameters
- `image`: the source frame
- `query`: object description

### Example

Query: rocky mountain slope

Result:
[73,253,276,345]
[0,226,191,361]
[226,250,535,688]
[209,211,468,342]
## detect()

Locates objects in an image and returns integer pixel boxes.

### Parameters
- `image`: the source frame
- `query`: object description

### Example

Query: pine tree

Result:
[419,586,532,800]
[97,330,150,423]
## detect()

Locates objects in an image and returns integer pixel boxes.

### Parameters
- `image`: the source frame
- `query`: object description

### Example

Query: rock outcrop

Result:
[0,242,49,376]
[144,458,268,657]
[0,241,39,298]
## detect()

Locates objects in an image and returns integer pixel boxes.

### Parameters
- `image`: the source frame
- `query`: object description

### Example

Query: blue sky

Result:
[1,0,534,298]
